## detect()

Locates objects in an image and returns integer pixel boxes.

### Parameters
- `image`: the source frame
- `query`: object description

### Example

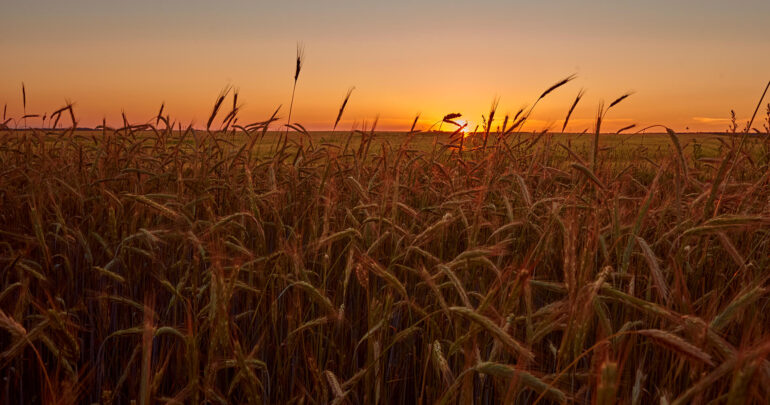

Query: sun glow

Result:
[455,120,473,137]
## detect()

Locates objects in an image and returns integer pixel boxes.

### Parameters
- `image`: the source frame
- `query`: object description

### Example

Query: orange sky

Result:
[2,1,769,132]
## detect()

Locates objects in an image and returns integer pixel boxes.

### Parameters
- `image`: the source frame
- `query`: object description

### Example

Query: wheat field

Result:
[1,83,770,404]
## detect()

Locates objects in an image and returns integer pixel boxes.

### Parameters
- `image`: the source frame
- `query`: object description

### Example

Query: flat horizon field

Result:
[2,128,751,152]
[2,109,770,403]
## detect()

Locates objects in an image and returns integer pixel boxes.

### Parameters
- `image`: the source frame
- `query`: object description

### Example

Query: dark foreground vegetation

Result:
[1,89,770,404]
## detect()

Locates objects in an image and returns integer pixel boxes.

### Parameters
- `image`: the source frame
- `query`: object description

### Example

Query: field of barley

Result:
[1,84,770,404]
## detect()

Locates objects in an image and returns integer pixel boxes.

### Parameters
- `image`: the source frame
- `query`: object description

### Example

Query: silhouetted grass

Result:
[1,78,769,404]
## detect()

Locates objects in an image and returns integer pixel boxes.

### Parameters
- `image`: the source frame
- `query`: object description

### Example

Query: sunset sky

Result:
[3,0,769,132]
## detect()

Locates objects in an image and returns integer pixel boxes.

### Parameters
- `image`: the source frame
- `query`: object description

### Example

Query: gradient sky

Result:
[2,0,769,131]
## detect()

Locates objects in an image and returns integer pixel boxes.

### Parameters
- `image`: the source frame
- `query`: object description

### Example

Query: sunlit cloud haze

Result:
[2,0,769,131]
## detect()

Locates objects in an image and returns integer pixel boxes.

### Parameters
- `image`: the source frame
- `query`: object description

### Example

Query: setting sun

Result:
[455,119,470,134]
